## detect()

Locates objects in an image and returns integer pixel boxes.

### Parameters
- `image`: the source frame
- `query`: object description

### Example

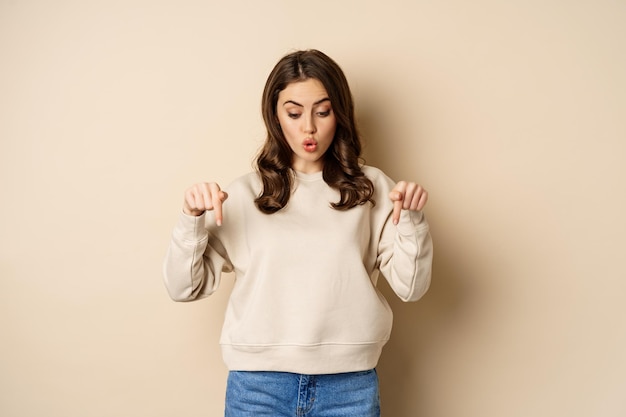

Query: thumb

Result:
[389,190,403,201]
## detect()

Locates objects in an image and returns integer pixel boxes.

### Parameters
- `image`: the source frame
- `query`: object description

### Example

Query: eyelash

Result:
[288,111,331,119]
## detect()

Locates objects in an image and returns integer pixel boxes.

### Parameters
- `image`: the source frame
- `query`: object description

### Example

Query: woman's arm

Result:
[163,183,232,302]
[377,180,433,302]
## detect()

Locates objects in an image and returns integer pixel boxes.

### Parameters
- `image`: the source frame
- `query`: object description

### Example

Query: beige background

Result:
[1,1,625,416]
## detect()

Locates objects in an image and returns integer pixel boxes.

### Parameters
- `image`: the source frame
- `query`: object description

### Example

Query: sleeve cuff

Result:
[395,210,427,235]
[174,211,208,242]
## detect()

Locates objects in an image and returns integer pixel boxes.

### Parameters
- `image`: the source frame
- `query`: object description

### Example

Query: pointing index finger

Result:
[390,181,407,225]
[392,197,403,225]
[208,183,224,226]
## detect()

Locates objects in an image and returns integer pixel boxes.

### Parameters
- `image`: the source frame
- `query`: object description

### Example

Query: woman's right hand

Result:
[183,182,228,225]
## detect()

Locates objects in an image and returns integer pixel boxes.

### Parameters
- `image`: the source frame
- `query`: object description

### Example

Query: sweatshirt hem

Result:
[220,341,386,374]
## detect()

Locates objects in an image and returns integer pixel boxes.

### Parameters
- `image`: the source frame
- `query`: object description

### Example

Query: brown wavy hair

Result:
[254,49,374,214]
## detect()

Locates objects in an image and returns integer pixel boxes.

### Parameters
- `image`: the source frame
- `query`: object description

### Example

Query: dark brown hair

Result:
[255,49,374,213]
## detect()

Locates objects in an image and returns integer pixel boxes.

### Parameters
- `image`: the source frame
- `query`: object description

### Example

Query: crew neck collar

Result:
[293,169,323,181]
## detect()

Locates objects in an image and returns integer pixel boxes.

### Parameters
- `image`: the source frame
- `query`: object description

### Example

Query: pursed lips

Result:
[302,138,318,152]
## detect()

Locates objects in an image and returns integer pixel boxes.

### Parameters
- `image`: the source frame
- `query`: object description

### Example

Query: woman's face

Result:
[276,78,337,173]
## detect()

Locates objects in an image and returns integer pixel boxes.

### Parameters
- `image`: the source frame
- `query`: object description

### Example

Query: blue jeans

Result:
[224,369,380,417]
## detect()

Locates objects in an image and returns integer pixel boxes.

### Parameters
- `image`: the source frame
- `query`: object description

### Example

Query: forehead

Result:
[278,78,329,104]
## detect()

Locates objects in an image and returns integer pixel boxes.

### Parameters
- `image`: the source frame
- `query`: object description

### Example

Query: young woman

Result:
[163,49,433,417]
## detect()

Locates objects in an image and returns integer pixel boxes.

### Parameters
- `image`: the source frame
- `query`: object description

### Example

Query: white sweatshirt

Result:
[163,166,433,374]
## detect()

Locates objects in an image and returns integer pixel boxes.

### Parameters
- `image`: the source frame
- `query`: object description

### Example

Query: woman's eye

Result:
[317,110,331,117]
[288,113,301,119]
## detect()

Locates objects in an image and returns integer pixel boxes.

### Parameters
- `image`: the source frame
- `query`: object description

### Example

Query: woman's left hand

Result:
[389,181,428,225]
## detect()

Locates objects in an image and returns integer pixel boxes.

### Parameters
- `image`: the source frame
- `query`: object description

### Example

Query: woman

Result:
[163,49,433,417]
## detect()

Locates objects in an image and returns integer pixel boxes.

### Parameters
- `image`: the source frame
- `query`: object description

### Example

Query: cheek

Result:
[281,123,298,139]
[324,120,338,139]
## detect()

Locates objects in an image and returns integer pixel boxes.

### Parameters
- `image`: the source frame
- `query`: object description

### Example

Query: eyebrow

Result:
[282,98,331,107]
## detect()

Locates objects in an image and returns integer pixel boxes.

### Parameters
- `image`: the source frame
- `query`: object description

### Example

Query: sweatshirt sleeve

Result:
[377,208,433,302]
[371,167,433,302]
[162,212,233,302]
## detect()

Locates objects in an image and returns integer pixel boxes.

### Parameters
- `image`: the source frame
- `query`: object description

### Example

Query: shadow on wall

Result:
[358,94,472,416]
[376,247,469,417]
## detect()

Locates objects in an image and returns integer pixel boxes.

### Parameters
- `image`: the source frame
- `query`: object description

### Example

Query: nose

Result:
[303,113,316,134]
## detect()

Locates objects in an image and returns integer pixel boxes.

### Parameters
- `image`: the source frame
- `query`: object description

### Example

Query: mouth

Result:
[302,138,318,153]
